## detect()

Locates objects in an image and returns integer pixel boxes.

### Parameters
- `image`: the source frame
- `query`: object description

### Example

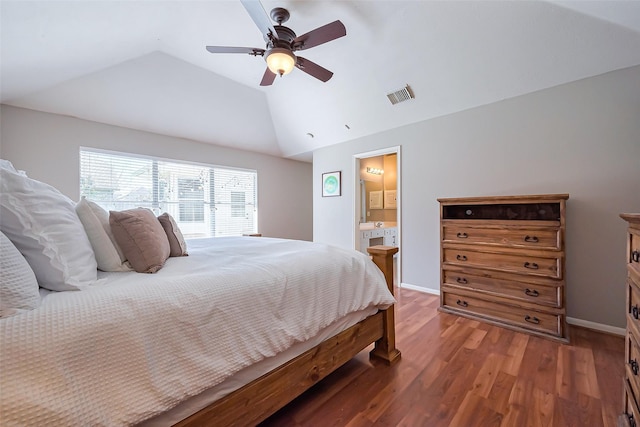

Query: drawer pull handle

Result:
[456,299,468,308]
[633,305,639,320]
[524,235,539,243]
[626,413,636,427]
[456,255,468,261]
[456,277,468,284]
[633,251,640,263]
[456,232,468,239]
[525,288,539,297]
[524,262,539,270]
[630,359,639,376]
[524,315,540,324]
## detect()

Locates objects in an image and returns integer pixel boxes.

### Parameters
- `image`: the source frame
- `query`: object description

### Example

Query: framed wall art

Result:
[322,171,341,197]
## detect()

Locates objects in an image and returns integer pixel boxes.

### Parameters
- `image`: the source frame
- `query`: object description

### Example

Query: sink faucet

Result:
[375,222,383,228]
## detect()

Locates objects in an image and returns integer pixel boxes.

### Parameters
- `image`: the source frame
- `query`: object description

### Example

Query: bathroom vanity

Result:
[359,222,397,254]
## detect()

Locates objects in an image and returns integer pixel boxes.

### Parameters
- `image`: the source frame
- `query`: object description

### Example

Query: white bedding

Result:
[0,237,394,426]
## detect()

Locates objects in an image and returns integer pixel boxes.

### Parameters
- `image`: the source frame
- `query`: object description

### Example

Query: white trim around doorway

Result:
[353,146,402,286]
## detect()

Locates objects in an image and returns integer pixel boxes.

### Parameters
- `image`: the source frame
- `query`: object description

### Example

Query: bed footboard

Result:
[173,245,400,427]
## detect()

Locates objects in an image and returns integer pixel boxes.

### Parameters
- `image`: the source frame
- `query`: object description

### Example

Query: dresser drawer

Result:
[627,331,640,408]
[443,248,562,279]
[443,224,560,250]
[443,270,561,307]
[628,278,640,338]
[621,378,640,427]
[442,291,562,336]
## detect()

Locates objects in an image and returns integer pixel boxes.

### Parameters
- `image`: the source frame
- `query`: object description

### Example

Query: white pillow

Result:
[0,230,40,317]
[0,159,19,173]
[0,161,98,291]
[76,197,132,272]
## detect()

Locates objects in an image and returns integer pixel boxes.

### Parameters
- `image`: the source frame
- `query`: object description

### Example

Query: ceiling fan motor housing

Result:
[268,25,297,50]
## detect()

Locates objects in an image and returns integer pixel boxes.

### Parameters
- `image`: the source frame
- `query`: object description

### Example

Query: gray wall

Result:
[0,105,313,241]
[313,65,640,330]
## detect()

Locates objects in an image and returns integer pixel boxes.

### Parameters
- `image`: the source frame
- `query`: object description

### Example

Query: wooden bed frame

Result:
[174,245,400,427]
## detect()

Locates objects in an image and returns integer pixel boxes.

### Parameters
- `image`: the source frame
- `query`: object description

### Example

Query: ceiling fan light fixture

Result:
[265,48,296,76]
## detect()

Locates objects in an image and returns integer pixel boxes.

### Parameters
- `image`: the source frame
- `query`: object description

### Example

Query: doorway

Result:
[353,146,401,287]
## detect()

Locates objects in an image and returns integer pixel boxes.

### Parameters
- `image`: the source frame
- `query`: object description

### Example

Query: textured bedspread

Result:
[0,237,394,426]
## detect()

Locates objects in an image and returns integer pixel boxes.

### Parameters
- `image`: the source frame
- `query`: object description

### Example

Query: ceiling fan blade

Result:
[260,68,277,86]
[206,46,265,56]
[295,56,333,82]
[240,0,279,41]
[293,20,346,51]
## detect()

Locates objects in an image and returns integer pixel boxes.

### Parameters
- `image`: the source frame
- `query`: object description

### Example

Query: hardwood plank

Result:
[528,387,555,427]
[360,362,421,423]
[463,327,488,350]
[502,378,534,425]
[262,288,625,426]
[502,332,529,376]
[486,371,517,415]
[519,335,558,394]
[471,352,505,398]
[449,393,503,427]
[552,393,604,427]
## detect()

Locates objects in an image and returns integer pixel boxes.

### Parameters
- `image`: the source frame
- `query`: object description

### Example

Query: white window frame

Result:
[79,147,258,238]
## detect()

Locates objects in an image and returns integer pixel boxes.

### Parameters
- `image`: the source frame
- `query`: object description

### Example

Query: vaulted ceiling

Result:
[2,1,640,162]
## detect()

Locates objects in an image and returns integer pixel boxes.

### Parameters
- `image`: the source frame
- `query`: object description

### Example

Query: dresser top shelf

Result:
[438,193,570,205]
[620,213,640,223]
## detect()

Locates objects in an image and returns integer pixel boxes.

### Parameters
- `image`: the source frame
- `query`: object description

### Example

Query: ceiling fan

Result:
[206,0,346,86]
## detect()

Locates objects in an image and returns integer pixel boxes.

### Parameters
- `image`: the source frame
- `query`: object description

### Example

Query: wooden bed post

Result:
[367,245,401,366]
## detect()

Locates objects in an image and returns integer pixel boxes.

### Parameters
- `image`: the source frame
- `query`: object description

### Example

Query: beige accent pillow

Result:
[109,208,170,273]
[157,213,188,257]
[76,197,131,271]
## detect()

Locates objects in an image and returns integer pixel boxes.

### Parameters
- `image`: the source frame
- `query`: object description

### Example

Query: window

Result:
[178,178,204,223]
[231,192,246,218]
[80,148,257,238]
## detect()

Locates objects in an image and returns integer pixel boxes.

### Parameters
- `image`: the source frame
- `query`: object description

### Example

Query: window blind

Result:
[80,148,257,238]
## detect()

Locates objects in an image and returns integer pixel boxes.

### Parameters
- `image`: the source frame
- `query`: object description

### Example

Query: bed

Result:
[0,159,400,425]
[0,236,400,426]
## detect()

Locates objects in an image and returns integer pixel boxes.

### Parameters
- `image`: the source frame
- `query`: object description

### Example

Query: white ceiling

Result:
[2,1,640,162]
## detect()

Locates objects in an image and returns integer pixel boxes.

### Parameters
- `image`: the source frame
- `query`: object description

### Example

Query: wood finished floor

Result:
[260,288,625,427]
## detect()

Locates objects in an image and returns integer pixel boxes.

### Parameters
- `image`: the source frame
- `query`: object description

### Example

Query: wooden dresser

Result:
[438,194,569,342]
[620,213,640,427]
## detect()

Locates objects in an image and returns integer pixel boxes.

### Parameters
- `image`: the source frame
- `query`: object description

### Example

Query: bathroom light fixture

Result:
[265,48,296,76]
[366,167,384,175]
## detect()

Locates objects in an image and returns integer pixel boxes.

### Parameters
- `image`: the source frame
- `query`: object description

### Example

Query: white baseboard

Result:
[397,283,625,336]
[566,317,625,336]
[398,282,440,296]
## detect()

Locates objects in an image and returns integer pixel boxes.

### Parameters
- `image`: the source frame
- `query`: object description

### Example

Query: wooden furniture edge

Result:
[620,213,640,223]
[438,305,570,343]
[437,193,569,204]
[367,245,401,365]
[173,245,399,427]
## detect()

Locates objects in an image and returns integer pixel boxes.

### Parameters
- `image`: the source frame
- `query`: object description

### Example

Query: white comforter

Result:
[0,237,394,426]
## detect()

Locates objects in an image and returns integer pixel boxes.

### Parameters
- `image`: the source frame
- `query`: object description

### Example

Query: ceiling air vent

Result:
[386,85,414,105]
